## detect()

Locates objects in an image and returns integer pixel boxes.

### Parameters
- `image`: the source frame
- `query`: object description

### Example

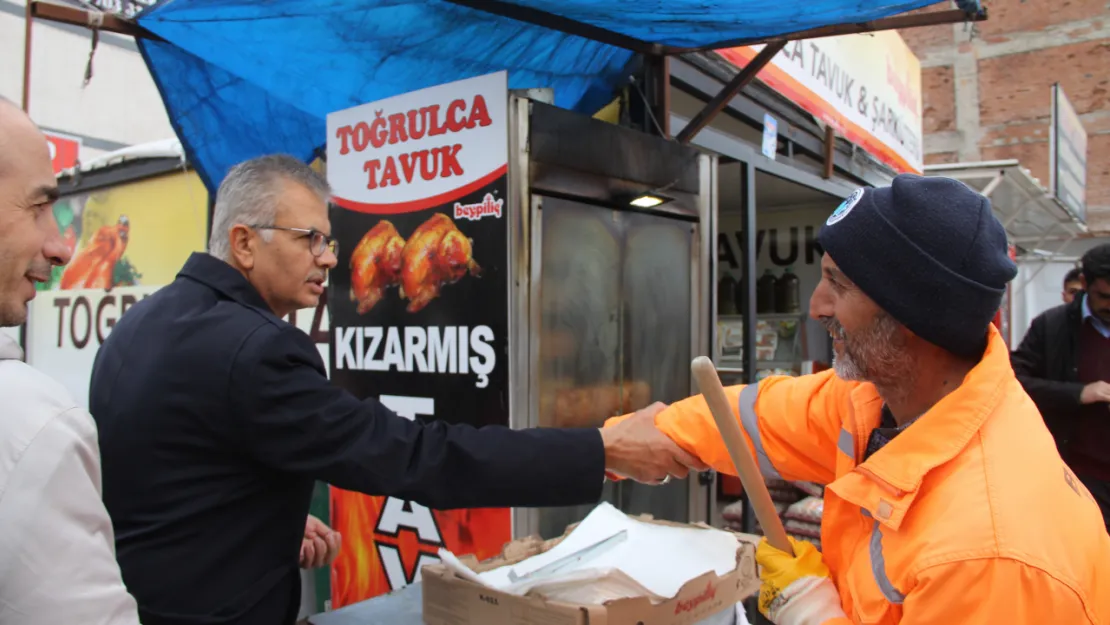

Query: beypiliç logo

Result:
[826,188,864,226]
[454,193,503,221]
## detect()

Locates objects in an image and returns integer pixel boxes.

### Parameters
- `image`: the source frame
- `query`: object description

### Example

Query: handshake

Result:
[598,402,709,484]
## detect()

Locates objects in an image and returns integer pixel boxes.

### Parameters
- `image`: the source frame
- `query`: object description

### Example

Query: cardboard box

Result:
[422,516,760,625]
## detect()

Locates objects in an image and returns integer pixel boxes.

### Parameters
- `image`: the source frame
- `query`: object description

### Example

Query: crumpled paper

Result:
[438,502,749,620]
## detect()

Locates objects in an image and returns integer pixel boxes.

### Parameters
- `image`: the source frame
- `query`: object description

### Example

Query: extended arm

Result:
[608,371,852,485]
[233,325,606,510]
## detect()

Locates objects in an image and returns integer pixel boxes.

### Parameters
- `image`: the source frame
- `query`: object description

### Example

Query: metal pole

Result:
[739,159,767,625]
[676,40,787,144]
[26,1,162,39]
[980,172,1004,198]
[660,56,672,139]
[823,126,835,179]
[693,8,988,53]
[739,159,760,536]
[1002,199,1034,229]
[22,0,33,112]
[740,161,758,388]
[1014,262,1049,296]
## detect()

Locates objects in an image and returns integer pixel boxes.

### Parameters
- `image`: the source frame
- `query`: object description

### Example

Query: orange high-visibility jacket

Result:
[612,327,1110,623]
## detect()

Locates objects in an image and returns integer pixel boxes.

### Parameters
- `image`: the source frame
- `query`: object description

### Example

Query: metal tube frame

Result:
[737,159,762,625]
[439,0,985,57]
[689,151,719,523]
[739,163,759,397]
[22,1,33,111]
[508,95,536,539]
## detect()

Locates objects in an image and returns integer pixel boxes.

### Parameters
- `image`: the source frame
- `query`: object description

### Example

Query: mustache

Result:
[306,271,328,282]
[26,261,53,281]
[822,318,846,340]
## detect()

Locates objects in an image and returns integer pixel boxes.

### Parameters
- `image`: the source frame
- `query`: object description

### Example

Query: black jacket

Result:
[89,253,605,625]
[1010,295,1085,454]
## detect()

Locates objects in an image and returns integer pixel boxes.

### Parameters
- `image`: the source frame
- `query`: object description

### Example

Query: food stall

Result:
[19,0,989,620]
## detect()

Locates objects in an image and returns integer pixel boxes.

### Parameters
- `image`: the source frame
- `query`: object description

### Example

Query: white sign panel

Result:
[762,114,778,160]
[1050,84,1088,224]
[722,31,923,174]
[327,72,509,214]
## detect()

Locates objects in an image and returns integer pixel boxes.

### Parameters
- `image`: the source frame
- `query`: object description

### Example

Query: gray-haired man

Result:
[89,154,704,625]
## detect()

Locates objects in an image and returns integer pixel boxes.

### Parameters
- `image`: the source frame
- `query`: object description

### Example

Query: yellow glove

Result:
[757,536,848,625]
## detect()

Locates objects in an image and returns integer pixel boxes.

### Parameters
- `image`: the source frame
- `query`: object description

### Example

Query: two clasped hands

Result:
[597,402,709,485]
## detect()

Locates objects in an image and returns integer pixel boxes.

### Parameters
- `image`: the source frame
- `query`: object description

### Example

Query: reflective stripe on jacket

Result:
[626,327,1110,624]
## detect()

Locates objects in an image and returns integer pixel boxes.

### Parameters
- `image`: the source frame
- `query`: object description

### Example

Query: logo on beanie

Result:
[827,188,864,226]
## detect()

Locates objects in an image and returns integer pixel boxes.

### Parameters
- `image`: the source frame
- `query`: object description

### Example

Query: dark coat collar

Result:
[177,252,276,315]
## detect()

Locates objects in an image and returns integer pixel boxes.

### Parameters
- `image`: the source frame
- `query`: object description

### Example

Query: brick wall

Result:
[899,0,1110,231]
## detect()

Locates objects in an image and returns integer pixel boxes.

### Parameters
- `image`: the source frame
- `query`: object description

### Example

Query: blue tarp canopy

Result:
[135,0,956,192]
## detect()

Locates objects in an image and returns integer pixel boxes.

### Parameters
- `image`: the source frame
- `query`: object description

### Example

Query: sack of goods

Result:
[792,481,824,498]
[720,483,825,552]
[783,496,824,551]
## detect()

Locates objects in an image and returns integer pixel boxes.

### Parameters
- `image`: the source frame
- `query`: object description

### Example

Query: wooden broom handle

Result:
[691,356,794,555]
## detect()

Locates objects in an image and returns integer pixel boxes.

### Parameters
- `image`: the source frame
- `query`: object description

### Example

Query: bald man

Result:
[0,98,141,624]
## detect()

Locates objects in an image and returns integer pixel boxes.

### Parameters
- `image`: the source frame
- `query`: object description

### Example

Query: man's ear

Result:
[1081,275,1089,291]
[229,224,256,270]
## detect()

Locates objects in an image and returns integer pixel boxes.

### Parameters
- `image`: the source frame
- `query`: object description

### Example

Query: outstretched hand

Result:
[599,402,709,484]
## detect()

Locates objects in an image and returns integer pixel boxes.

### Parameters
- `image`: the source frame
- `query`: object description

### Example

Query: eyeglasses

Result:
[250,225,338,257]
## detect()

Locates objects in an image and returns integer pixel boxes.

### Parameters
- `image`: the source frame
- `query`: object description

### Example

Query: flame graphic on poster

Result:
[330,488,510,608]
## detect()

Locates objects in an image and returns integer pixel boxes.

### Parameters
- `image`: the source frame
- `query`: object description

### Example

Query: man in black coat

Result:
[1012,243,1110,531]
[88,155,704,625]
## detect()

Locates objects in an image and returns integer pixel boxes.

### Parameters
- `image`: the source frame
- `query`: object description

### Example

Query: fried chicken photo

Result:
[60,215,130,291]
[349,220,406,314]
[399,213,481,313]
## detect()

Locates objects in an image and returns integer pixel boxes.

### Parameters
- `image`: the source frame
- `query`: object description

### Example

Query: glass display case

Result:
[534,196,695,539]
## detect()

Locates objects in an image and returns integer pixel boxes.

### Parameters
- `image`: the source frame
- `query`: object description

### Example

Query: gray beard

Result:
[832,351,865,381]
[826,312,914,393]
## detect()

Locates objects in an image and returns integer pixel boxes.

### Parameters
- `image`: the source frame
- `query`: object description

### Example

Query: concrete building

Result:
[1,0,174,165]
[899,0,1110,231]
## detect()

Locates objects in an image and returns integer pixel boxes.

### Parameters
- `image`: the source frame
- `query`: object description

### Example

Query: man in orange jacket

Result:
[610,174,1110,624]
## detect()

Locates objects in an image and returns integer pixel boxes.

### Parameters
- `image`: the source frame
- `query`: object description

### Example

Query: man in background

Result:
[1063,266,1083,304]
[0,97,141,623]
[1013,242,1110,531]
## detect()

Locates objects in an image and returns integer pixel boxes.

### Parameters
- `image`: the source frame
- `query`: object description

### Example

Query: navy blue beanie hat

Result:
[817,173,1017,359]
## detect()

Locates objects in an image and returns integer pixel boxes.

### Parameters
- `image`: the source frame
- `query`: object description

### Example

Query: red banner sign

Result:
[44,132,82,174]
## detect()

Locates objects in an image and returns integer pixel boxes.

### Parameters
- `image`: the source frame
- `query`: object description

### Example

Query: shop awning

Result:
[926,160,1088,257]
[118,0,982,191]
